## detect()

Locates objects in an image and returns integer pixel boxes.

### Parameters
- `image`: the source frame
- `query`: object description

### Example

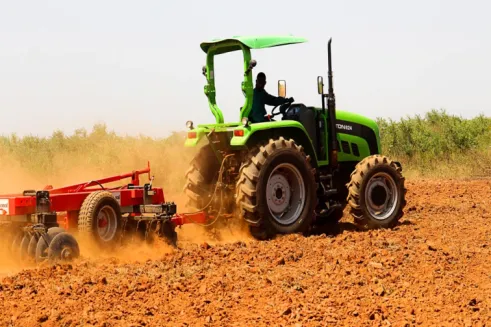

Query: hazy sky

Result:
[1,0,490,137]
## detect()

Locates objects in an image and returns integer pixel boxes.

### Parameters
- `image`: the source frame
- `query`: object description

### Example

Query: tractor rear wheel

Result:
[78,191,122,247]
[183,144,230,239]
[236,137,317,240]
[347,155,406,228]
[183,144,220,211]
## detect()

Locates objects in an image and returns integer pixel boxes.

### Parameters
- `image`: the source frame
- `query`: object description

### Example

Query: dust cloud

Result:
[0,141,254,273]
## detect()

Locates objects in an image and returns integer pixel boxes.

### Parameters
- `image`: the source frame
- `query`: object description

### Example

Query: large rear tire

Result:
[236,137,317,240]
[347,155,406,228]
[183,144,231,239]
[183,144,220,211]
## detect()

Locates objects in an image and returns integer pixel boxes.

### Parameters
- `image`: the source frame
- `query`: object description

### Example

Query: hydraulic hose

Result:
[179,153,235,227]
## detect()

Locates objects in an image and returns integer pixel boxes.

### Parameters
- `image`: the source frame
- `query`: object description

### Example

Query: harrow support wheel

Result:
[347,154,407,229]
[78,191,122,247]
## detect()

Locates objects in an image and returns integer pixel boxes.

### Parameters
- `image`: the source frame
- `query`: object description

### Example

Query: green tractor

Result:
[183,35,406,239]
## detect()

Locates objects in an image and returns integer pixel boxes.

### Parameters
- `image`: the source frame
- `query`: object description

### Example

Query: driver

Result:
[248,72,294,123]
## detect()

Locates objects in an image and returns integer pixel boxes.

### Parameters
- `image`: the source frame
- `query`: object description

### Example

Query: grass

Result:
[0,110,489,195]
[376,109,491,178]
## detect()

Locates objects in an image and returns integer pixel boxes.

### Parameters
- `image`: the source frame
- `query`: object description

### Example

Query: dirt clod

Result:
[0,179,490,326]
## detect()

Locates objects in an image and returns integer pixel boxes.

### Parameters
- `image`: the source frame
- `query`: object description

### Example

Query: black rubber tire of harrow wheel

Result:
[346,154,407,229]
[235,137,317,240]
[48,232,80,263]
[35,227,65,263]
[183,144,220,211]
[78,191,122,247]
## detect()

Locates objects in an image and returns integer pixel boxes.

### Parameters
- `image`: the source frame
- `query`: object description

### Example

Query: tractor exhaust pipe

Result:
[327,38,338,167]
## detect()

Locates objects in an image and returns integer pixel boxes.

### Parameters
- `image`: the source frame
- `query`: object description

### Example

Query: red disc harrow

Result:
[0,162,208,264]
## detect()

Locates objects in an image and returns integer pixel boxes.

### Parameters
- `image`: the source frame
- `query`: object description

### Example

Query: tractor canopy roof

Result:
[200,35,308,55]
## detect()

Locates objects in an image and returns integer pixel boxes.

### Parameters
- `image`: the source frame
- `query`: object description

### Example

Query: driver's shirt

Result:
[248,88,288,123]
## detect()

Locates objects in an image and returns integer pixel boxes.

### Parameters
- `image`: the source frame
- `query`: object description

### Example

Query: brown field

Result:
[0,178,489,326]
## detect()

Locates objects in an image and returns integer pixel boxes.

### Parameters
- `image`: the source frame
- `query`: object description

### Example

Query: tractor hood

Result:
[200,35,308,55]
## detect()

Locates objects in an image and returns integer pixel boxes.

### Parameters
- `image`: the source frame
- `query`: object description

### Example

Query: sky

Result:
[0,0,490,138]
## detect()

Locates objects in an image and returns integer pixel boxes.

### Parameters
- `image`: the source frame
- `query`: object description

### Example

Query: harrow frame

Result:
[0,162,208,263]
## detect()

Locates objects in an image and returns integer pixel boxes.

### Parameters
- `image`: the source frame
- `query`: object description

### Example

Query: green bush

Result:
[376,109,491,177]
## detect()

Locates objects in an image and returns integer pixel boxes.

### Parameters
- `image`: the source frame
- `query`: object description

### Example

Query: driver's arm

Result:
[264,91,290,106]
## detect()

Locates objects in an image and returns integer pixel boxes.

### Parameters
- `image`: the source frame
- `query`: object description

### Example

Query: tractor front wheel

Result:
[236,137,317,240]
[347,155,406,228]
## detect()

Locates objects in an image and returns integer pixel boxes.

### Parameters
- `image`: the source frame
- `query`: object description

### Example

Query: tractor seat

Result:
[282,104,318,150]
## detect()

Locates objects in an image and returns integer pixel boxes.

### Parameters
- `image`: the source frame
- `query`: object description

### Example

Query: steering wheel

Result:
[270,99,294,119]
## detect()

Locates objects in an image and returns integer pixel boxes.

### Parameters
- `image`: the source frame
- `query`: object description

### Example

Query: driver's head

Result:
[256,72,266,90]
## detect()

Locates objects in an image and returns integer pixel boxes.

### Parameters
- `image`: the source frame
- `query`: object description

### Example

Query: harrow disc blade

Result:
[160,220,178,248]
[48,232,80,263]
[27,234,40,259]
[10,233,23,259]
[19,234,31,262]
[35,227,65,263]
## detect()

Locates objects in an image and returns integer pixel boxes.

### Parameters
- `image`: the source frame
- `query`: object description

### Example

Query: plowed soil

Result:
[0,179,490,326]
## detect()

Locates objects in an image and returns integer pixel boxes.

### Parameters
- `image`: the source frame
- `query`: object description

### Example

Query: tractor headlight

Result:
[241,117,249,127]
[186,120,194,130]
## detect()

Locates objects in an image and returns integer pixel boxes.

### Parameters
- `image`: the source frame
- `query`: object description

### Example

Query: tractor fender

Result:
[233,123,318,167]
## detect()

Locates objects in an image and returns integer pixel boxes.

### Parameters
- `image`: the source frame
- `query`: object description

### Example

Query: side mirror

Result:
[317,76,324,94]
[278,80,286,98]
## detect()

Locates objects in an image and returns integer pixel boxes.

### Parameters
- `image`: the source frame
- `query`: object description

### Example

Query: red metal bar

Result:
[2,188,165,216]
[0,163,163,217]
[46,162,151,194]
[171,212,208,226]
